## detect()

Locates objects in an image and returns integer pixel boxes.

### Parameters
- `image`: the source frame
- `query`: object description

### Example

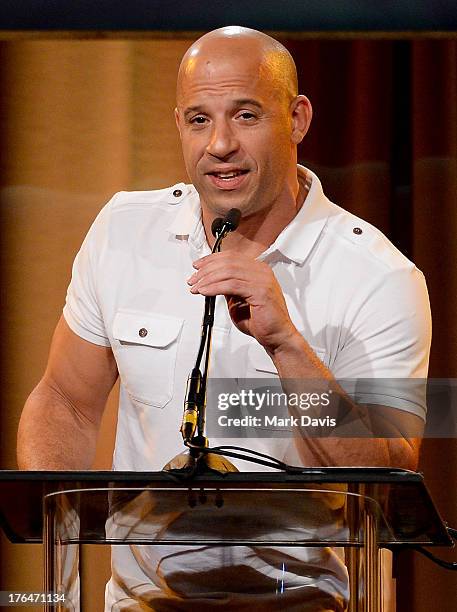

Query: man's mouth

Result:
[210,170,248,180]
[206,169,249,189]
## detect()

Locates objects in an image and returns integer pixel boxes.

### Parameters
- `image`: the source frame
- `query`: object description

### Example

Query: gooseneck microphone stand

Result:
[163,208,241,475]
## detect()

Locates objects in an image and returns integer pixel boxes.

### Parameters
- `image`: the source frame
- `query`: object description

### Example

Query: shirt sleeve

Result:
[331,266,432,420]
[63,194,118,347]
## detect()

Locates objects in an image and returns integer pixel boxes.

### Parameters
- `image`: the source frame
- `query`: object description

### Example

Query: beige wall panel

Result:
[0,38,192,606]
[0,41,132,193]
[129,40,190,189]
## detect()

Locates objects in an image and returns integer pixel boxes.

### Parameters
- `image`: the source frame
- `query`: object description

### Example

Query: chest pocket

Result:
[112,310,184,408]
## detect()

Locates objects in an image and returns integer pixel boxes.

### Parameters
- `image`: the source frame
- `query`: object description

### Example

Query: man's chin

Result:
[198,190,253,217]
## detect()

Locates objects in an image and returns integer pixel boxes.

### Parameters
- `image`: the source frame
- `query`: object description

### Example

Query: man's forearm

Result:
[268,333,421,470]
[17,380,101,470]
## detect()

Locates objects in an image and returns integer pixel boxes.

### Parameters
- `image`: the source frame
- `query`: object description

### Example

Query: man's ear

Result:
[290,95,312,145]
[174,107,182,137]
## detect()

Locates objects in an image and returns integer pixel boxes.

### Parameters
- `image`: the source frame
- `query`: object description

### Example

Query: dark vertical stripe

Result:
[390,40,415,609]
[390,41,413,259]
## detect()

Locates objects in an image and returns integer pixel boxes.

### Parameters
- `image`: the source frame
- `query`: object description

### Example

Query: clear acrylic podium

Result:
[0,469,453,611]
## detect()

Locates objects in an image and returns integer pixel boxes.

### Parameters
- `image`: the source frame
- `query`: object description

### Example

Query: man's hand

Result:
[188,251,299,353]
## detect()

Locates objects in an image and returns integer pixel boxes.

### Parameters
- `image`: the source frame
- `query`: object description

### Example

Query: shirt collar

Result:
[259,165,334,265]
[166,165,334,265]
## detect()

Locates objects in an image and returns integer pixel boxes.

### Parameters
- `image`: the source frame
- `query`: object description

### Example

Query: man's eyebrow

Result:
[233,98,263,109]
[183,105,203,119]
[182,98,264,119]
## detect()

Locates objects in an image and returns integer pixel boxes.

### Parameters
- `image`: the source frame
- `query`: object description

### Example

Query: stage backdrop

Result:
[0,36,455,611]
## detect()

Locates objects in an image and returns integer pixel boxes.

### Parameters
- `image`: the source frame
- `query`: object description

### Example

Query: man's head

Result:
[175,26,312,222]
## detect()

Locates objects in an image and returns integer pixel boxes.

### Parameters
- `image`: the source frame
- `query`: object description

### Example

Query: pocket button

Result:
[139,327,148,338]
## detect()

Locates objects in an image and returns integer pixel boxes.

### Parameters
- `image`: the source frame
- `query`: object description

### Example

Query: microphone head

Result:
[211,217,224,237]
[224,208,242,231]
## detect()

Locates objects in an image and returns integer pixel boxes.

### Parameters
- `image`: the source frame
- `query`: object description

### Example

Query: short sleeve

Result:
[63,194,118,347]
[332,266,431,419]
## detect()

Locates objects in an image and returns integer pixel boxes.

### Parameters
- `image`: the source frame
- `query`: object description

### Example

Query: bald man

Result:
[18,26,431,610]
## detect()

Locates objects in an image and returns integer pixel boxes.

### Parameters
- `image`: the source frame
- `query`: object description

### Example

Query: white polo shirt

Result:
[64,165,430,472]
[63,166,431,609]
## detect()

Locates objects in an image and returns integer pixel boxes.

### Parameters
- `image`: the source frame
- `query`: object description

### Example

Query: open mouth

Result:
[206,169,249,189]
[209,170,248,180]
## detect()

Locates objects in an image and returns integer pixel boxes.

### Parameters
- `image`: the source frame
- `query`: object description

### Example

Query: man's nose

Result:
[205,120,239,159]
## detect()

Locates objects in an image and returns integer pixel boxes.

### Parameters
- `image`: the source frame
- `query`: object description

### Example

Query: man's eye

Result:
[190,116,207,124]
[238,112,256,120]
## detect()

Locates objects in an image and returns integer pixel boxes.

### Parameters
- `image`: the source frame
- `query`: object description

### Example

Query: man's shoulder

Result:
[324,201,416,274]
[82,182,200,250]
[91,182,199,239]
[302,167,418,276]
[107,182,197,213]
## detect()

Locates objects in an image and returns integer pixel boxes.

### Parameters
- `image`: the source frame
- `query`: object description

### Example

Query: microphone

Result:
[224,208,242,232]
[179,207,241,445]
[180,368,202,442]
[211,208,242,240]
[211,217,224,238]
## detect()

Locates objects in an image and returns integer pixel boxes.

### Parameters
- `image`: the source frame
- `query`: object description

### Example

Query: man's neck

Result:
[202,171,309,258]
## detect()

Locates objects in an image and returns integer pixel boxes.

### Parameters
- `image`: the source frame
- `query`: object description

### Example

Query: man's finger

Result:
[189,278,253,297]
[188,265,249,287]
[192,252,229,269]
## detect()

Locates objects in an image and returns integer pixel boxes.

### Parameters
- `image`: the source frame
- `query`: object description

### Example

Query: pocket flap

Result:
[113,310,184,348]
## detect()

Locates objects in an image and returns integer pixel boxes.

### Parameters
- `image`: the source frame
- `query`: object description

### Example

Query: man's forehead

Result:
[176,29,298,106]
[177,52,277,107]
[181,44,264,81]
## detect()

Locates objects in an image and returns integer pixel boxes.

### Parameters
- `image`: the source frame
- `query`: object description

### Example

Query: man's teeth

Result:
[215,171,243,179]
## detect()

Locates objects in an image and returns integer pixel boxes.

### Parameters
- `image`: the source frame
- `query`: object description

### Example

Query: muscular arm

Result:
[17,316,118,470]
[189,251,426,470]
[271,334,423,470]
